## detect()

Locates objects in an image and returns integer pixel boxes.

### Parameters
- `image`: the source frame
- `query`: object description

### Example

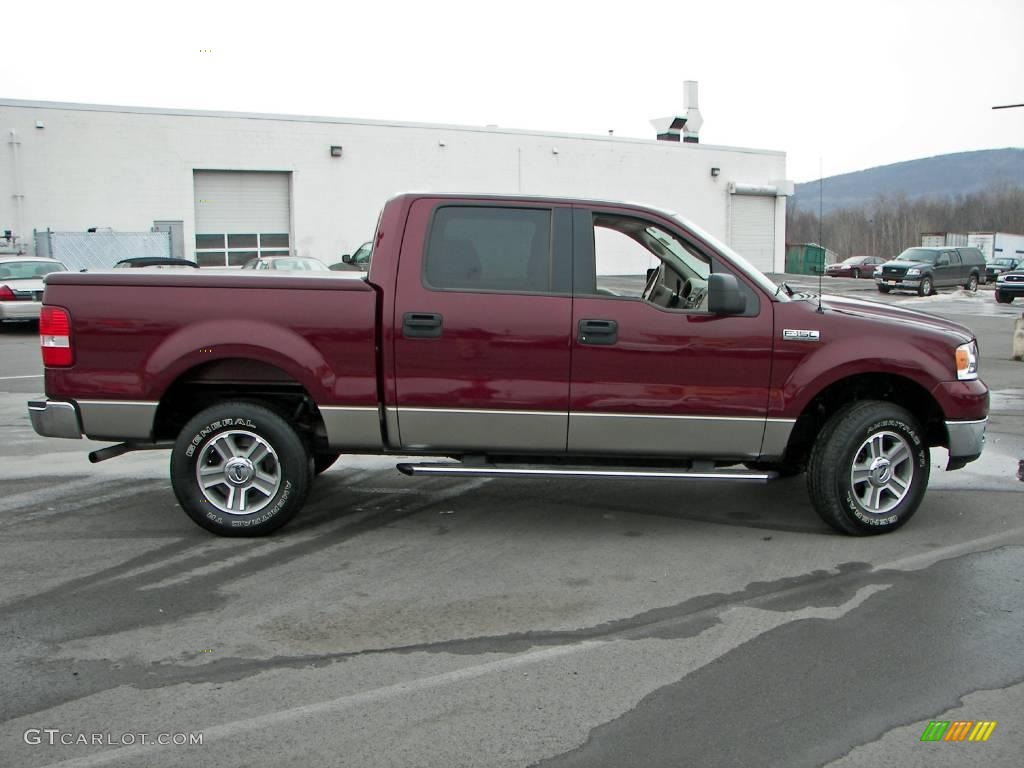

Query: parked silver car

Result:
[0,256,67,322]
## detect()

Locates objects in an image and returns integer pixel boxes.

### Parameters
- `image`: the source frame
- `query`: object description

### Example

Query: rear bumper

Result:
[28,397,157,440]
[28,398,83,439]
[0,300,42,320]
[945,418,987,470]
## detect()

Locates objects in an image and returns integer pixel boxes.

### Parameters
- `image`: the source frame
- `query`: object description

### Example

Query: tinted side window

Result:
[958,248,982,265]
[424,207,553,293]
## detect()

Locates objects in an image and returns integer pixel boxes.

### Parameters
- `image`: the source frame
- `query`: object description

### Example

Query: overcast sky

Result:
[6,0,1023,182]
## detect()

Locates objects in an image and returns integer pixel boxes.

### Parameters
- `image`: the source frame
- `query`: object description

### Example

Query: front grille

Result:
[1005,274,1024,282]
[882,266,907,277]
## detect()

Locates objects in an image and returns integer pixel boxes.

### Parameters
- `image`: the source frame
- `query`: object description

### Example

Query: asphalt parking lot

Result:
[1,279,1023,768]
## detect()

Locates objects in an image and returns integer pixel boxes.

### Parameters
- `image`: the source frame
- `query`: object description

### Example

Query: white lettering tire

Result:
[807,400,930,535]
[170,401,312,536]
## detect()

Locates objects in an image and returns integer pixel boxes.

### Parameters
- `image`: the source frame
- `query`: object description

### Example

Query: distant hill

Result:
[791,148,1024,214]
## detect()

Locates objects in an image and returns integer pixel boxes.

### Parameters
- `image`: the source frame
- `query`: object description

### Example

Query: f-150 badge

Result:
[783,329,820,341]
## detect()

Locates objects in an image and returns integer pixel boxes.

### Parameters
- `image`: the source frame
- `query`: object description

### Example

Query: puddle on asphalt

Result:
[930,429,1024,491]
[989,388,1024,413]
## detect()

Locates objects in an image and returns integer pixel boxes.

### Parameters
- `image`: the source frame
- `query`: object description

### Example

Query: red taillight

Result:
[0,285,15,301]
[40,306,73,367]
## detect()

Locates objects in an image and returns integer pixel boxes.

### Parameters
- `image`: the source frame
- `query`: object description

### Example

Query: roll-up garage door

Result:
[728,194,776,273]
[193,171,291,266]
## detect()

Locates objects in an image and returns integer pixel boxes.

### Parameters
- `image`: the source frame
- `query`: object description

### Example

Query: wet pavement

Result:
[1,286,1022,767]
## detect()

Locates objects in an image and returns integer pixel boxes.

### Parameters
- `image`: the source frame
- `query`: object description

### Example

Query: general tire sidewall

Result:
[171,405,309,536]
[834,413,929,531]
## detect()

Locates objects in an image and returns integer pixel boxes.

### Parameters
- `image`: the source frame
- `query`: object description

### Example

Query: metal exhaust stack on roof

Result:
[651,80,703,143]
[681,81,703,143]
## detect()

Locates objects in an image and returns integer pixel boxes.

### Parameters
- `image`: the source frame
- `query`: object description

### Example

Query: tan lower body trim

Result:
[321,406,384,450]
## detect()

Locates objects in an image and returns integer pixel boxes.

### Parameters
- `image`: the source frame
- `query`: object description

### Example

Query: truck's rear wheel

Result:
[807,401,929,535]
[965,274,978,292]
[170,401,312,536]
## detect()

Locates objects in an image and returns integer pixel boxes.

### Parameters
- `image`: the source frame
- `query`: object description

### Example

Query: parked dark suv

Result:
[876,246,986,296]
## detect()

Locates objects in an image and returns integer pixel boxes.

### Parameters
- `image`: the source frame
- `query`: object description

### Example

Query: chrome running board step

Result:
[396,462,777,482]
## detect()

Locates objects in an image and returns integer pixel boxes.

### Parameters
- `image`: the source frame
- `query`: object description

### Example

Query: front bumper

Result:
[28,398,83,439]
[0,300,42,321]
[876,276,920,289]
[945,418,987,470]
[995,282,1024,297]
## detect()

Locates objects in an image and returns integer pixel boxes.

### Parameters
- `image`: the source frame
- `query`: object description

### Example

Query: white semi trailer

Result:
[967,232,1024,263]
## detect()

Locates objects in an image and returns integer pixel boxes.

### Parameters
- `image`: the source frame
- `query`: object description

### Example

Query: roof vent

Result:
[651,80,703,143]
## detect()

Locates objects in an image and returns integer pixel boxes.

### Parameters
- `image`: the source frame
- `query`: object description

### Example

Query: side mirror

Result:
[340,253,353,264]
[707,273,747,315]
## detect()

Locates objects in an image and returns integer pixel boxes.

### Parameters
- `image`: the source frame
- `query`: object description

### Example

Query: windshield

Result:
[352,243,372,264]
[897,249,938,264]
[993,258,1016,267]
[267,258,327,271]
[671,213,787,300]
[644,226,710,280]
[0,261,66,279]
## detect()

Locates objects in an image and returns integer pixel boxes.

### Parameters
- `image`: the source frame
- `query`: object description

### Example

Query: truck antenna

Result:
[817,157,825,314]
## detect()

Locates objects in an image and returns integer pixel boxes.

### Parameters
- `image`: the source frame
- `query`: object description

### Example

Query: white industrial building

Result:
[1,87,792,272]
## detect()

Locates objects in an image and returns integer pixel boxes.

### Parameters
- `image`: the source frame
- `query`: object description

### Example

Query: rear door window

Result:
[424,206,563,294]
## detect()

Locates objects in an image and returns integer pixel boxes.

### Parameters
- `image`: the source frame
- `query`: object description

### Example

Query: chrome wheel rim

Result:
[849,431,914,514]
[195,430,281,515]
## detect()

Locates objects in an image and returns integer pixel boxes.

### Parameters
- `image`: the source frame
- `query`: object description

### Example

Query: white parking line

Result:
[0,374,43,380]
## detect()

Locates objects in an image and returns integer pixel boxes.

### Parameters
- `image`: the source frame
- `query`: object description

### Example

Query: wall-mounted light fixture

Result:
[438,140,447,147]
[710,167,720,177]
[330,145,343,158]
[552,147,559,155]
[35,121,45,129]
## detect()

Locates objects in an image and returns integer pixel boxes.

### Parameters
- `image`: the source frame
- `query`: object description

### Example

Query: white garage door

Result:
[194,171,291,267]
[728,194,776,273]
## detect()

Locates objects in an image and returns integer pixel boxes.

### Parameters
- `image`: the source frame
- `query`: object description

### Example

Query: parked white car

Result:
[0,256,68,322]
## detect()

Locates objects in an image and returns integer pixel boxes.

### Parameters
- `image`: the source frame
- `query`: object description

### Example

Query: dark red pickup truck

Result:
[29,193,988,536]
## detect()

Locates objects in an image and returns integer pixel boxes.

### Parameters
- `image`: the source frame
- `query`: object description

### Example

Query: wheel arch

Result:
[152,357,328,448]
[782,372,946,468]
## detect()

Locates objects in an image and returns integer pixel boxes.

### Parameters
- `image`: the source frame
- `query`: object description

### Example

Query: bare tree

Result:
[786,185,1024,258]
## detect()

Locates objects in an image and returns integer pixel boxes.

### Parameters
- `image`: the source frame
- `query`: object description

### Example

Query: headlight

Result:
[873,268,882,276]
[996,273,1007,283]
[906,268,921,276]
[955,341,979,381]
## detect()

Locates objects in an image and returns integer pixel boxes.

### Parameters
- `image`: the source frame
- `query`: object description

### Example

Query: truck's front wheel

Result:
[807,401,929,535]
[170,401,312,536]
